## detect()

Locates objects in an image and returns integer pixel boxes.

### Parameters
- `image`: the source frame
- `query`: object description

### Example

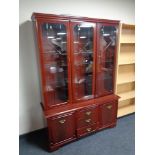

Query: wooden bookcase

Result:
[115,23,135,117]
[32,13,120,151]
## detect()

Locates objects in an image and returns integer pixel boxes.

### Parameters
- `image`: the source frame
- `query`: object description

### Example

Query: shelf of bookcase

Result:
[119,60,135,65]
[120,42,135,44]
[118,98,135,108]
[117,64,135,84]
[117,75,135,85]
[118,90,135,101]
[117,82,135,94]
[117,104,135,117]
[122,23,135,29]
[120,24,135,43]
[119,43,135,65]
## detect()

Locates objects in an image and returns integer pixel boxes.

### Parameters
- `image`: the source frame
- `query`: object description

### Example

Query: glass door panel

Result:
[71,22,95,101]
[40,22,69,106]
[96,24,117,97]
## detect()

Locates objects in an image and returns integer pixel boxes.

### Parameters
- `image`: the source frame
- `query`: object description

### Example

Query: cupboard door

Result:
[99,102,117,128]
[38,20,72,108]
[96,24,118,97]
[70,22,96,102]
[48,112,76,144]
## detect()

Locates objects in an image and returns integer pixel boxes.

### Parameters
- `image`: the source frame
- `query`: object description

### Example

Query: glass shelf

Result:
[74,51,93,55]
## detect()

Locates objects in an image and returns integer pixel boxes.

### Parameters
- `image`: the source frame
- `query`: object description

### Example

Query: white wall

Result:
[19,0,135,135]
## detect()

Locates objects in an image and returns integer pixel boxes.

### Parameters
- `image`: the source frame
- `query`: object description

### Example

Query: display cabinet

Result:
[32,13,120,151]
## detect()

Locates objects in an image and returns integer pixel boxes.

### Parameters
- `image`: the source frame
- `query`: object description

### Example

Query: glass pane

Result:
[41,23,68,106]
[96,25,117,96]
[73,23,94,100]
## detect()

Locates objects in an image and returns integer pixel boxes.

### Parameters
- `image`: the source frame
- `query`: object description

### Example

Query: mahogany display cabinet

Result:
[31,13,120,151]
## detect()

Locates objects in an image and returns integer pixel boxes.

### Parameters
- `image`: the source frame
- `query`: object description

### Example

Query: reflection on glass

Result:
[73,23,94,100]
[41,23,68,106]
[96,25,117,97]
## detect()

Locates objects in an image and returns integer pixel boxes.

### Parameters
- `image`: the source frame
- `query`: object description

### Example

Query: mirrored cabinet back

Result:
[31,13,120,151]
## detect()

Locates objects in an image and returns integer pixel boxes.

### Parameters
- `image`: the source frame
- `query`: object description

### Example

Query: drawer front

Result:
[99,101,117,128]
[76,106,98,120]
[77,114,98,128]
[77,123,98,138]
[47,112,76,144]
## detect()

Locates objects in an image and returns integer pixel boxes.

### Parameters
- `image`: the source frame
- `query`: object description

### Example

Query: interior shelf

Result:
[117,64,135,84]
[117,104,135,117]
[118,98,135,108]
[120,41,135,44]
[122,24,135,29]
[118,90,135,101]
[117,75,135,84]
[117,82,135,94]
[120,26,135,43]
[119,44,135,65]
[119,60,135,65]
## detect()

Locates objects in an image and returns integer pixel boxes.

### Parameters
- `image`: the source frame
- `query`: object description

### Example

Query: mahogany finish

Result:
[32,12,120,151]
[98,101,118,129]
[47,112,76,144]
[76,106,98,128]
[77,123,99,138]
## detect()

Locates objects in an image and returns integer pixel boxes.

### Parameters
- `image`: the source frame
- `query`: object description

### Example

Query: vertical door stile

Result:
[37,19,49,109]
[92,23,97,97]
[67,20,73,104]
[69,21,75,102]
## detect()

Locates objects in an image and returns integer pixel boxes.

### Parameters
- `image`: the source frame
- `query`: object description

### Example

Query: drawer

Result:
[77,114,98,128]
[77,123,98,138]
[76,106,98,120]
[51,114,73,126]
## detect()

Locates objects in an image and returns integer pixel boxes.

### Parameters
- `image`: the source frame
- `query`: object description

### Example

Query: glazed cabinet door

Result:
[47,112,76,144]
[96,24,118,97]
[99,101,118,128]
[37,19,72,109]
[70,21,96,102]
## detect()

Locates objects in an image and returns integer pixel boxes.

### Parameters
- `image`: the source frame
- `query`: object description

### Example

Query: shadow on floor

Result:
[20,128,49,151]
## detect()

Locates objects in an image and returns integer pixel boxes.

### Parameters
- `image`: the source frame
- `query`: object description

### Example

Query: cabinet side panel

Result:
[32,20,45,108]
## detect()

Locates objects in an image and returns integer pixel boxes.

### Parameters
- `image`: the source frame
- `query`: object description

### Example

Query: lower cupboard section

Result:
[47,100,118,151]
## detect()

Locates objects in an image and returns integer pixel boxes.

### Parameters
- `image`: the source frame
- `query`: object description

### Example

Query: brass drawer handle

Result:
[86,128,92,132]
[59,119,66,124]
[85,119,91,123]
[86,111,92,115]
[107,105,112,109]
